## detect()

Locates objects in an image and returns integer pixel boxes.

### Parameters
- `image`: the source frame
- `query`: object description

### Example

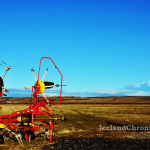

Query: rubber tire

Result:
[0,135,4,144]
[23,130,35,140]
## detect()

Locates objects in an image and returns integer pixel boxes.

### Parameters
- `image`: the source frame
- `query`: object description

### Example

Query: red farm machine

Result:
[0,57,66,145]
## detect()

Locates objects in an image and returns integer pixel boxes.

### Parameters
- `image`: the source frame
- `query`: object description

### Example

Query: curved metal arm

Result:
[37,57,63,105]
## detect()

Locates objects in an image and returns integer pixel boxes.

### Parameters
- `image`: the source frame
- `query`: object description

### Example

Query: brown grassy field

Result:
[0,97,150,149]
[1,96,150,104]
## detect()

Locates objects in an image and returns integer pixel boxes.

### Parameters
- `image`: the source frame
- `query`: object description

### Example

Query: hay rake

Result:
[0,57,66,145]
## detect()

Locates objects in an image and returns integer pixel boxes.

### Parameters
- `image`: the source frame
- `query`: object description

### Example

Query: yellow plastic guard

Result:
[0,123,6,128]
[17,116,22,122]
[35,80,45,94]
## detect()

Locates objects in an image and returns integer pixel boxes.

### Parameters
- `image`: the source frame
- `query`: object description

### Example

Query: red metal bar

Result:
[30,86,34,108]
[0,91,3,97]
[0,114,11,119]
[11,109,31,117]
[38,57,62,80]
[33,94,62,105]
[49,120,51,142]
[31,104,51,128]
[0,119,22,129]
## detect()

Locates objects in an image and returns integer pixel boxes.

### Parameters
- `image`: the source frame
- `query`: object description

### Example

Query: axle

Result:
[17,116,66,122]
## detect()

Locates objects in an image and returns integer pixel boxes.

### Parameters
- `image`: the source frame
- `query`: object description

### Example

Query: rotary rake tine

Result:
[2,88,9,92]
[0,61,11,97]
[1,61,9,67]
[0,64,6,69]
[30,68,37,81]
[24,86,32,89]
[45,84,67,88]
[42,68,48,81]
[42,93,50,104]
[5,127,23,146]
[1,62,11,80]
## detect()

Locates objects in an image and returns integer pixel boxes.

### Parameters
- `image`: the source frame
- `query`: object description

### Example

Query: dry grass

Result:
[0,104,29,115]
[0,104,150,149]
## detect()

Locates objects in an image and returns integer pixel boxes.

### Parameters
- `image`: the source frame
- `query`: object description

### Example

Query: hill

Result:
[0,96,150,104]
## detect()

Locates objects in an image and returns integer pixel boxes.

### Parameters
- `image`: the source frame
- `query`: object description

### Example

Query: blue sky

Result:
[0,0,150,97]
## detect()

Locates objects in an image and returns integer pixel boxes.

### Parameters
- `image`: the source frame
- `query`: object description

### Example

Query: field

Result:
[0,97,150,149]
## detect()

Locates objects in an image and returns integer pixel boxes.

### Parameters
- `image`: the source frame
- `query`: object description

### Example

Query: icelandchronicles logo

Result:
[99,125,150,131]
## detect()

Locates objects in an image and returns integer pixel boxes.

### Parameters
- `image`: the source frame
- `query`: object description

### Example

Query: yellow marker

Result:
[23,123,32,126]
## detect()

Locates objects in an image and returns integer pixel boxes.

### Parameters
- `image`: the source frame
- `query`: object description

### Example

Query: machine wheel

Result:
[0,135,4,144]
[23,130,35,140]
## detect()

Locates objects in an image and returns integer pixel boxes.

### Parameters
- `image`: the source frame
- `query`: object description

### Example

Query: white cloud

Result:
[8,87,26,91]
[45,93,58,96]
[86,89,150,96]
[64,91,84,93]
[117,81,150,91]
[89,89,120,94]
[126,91,150,96]
[133,83,140,88]
[5,81,150,97]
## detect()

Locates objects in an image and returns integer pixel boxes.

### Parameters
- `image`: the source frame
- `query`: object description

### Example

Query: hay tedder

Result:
[0,57,66,145]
